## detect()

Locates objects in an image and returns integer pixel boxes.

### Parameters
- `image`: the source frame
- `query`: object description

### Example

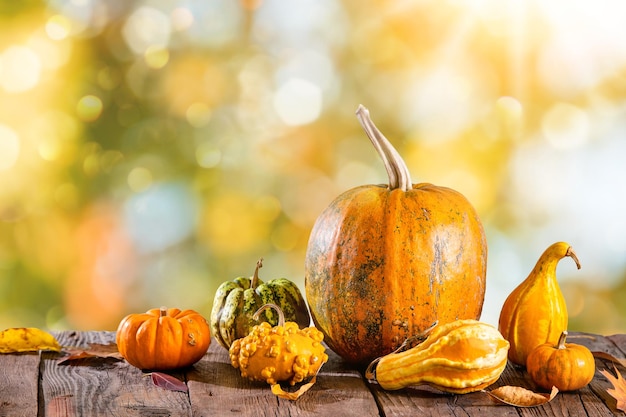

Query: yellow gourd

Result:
[498,242,581,366]
[365,320,510,394]
[229,303,328,386]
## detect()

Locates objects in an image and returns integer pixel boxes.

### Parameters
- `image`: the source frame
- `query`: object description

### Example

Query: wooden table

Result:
[1,330,624,416]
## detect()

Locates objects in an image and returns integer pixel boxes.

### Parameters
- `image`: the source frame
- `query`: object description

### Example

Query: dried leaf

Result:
[0,327,61,353]
[271,376,317,401]
[151,372,188,393]
[593,351,626,368]
[58,343,122,364]
[485,385,559,407]
[600,365,626,412]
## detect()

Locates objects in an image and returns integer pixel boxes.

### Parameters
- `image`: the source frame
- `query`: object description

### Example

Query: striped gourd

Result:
[211,259,310,349]
[365,319,509,394]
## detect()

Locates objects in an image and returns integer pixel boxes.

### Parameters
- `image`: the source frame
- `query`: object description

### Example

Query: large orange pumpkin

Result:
[304,105,487,365]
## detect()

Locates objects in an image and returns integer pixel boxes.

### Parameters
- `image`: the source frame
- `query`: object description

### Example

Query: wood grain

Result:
[1,330,625,416]
[187,343,380,416]
[41,331,191,417]
[0,351,40,417]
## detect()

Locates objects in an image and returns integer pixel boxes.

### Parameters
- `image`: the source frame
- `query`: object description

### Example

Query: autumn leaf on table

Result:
[600,365,626,412]
[0,327,61,353]
[150,372,188,393]
[485,385,559,407]
[58,343,122,364]
[271,376,317,401]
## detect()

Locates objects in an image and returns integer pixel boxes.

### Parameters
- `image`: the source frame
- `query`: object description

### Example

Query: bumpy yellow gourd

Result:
[498,242,581,366]
[365,320,509,394]
[229,303,328,386]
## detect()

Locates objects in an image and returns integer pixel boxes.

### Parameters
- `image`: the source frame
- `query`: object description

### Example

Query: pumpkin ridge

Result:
[162,317,184,368]
[382,189,404,350]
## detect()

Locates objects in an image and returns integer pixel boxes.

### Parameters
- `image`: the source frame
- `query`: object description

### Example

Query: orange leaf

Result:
[600,365,626,412]
[271,376,317,401]
[58,343,122,364]
[485,385,559,407]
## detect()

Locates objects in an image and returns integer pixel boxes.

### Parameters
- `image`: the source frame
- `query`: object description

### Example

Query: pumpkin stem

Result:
[159,306,167,317]
[253,303,285,327]
[356,104,412,192]
[251,258,263,289]
[557,331,568,349]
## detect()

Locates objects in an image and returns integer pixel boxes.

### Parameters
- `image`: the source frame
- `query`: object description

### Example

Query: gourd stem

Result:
[159,307,167,317]
[395,321,438,352]
[355,105,412,192]
[253,303,285,327]
[364,356,381,381]
[566,248,581,269]
[251,258,263,289]
[557,331,568,349]
[364,321,437,382]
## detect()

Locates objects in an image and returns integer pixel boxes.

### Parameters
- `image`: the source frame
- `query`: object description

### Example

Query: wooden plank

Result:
[494,359,616,417]
[1,329,621,416]
[0,351,40,417]
[187,343,380,416]
[587,333,626,415]
[368,365,521,417]
[41,331,192,417]
[606,334,626,354]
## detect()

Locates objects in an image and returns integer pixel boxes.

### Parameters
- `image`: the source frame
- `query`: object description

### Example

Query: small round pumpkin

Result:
[116,307,211,370]
[304,106,487,365]
[526,331,595,391]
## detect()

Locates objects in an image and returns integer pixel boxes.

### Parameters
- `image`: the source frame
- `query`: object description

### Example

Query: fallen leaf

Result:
[600,365,626,412]
[151,372,188,393]
[0,328,61,353]
[485,385,559,407]
[271,376,317,401]
[593,351,626,368]
[58,343,122,364]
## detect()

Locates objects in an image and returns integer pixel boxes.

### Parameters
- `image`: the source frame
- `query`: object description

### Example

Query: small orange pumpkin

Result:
[116,307,211,370]
[526,330,595,391]
[305,105,487,365]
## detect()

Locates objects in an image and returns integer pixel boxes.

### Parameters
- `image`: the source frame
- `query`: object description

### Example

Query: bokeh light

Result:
[0,124,20,170]
[0,46,42,93]
[76,95,103,122]
[1,0,626,334]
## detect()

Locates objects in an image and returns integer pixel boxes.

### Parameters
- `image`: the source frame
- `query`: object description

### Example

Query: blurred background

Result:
[1,0,625,334]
